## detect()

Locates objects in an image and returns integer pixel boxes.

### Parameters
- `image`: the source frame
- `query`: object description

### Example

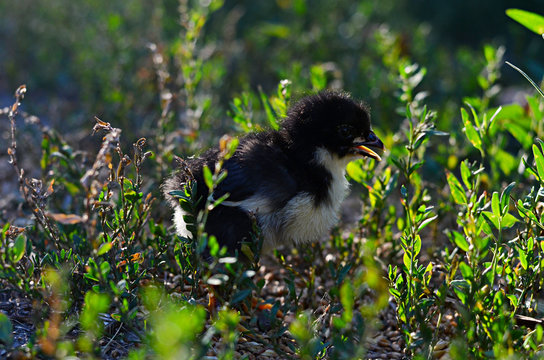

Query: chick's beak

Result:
[353,131,385,161]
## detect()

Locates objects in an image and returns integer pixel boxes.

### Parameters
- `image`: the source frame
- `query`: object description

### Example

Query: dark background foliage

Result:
[2,0,544,136]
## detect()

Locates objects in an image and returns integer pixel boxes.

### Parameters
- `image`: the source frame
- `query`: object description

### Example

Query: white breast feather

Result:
[173,206,192,238]
[172,147,353,249]
[260,147,352,249]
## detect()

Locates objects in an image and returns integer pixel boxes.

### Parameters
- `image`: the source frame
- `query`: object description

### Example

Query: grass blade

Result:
[505,61,544,98]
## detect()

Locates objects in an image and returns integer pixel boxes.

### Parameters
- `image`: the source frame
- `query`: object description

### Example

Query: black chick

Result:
[163,91,384,254]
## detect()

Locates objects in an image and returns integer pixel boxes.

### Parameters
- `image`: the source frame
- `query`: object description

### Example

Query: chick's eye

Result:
[337,125,353,138]
[367,133,377,142]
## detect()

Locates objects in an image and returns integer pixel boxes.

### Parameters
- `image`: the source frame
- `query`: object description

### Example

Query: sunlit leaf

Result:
[203,165,213,190]
[461,108,482,153]
[450,231,470,252]
[12,235,26,263]
[446,171,467,205]
[518,247,528,270]
[414,235,422,257]
[506,294,519,308]
[482,211,499,230]
[346,161,366,184]
[403,251,411,270]
[84,273,99,282]
[310,64,327,91]
[97,242,112,256]
[491,192,500,217]
[459,261,473,280]
[417,215,437,232]
[496,148,517,176]
[504,122,532,149]
[460,161,471,190]
[259,88,279,130]
[528,95,543,120]
[506,8,544,35]
[340,282,354,323]
[501,213,519,228]
[533,144,544,180]
[517,200,544,229]
[500,182,516,216]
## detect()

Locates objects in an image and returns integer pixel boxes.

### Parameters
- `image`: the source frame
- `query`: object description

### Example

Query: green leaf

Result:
[346,161,366,183]
[460,161,472,190]
[491,191,500,217]
[528,95,543,120]
[500,182,516,216]
[484,44,497,64]
[225,137,239,160]
[507,294,519,308]
[12,235,26,263]
[486,106,502,133]
[310,64,327,91]
[518,247,528,270]
[203,165,213,190]
[424,262,433,286]
[64,181,80,196]
[259,23,290,38]
[208,236,220,257]
[340,282,354,323]
[97,242,113,256]
[258,89,279,130]
[389,288,401,299]
[84,273,99,282]
[124,190,142,202]
[459,261,473,280]
[405,103,412,120]
[496,148,517,176]
[41,136,50,171]
[461,108,482,153]
[408,161,424,176]
[504,122,532,149]
[446,171,467,205]
[417,215,437,232]
[403,251,411,270]
[482,211,499,230]
[534,144,544,180]
[209,0,224,11]
[452,280,469,305]
[450,231,470,252]
[474,236,491,252]
[0,313,13,346]
[100,261,111,277]
[169,190,191,201]
[467,103,481,128]
[81,292,110,331]
[414,235,422,257]
[516,200,544,229]
[212,193,230,208]
[506,9,544,35]
[523,156,539,180]
[501,213,519,228]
